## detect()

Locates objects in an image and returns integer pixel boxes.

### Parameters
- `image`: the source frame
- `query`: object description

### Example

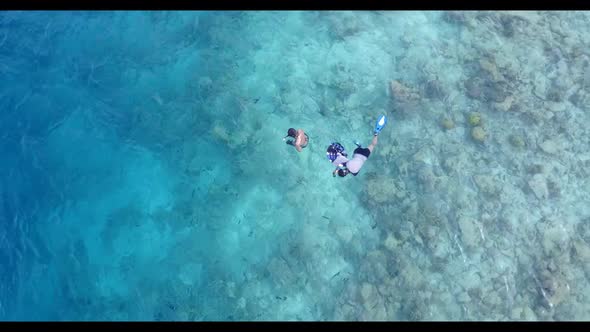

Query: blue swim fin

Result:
[374,115,387,135]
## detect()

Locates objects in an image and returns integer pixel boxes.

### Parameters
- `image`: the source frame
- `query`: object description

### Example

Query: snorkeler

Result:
[327,115,387,178]
[283,128,309,152]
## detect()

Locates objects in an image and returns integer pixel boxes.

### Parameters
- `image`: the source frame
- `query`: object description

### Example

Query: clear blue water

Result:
[1,11,589,321]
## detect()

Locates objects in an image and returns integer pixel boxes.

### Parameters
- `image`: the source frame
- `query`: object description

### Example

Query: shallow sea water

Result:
[0,11,589,320]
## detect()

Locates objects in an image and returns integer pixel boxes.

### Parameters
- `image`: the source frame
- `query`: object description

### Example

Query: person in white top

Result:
[331,134,378,177]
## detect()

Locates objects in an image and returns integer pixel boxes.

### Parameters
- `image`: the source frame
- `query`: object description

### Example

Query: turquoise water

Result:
[1,11,589,321]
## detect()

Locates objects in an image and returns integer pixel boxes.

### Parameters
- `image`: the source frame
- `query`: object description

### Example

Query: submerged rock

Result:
[509,134,526,148]
[511,306,538,320]
[545,101,566,113]
[464,76,510,102]
[479,58,503,82]
[572,240,590,262]
[442,11,468,25]
[336,225,354,243]
[465,77,483,99]
[384,232,400,252]
[540,219,571,257]
[528,173,549,200]
[424,77,447,100]
[493,95,514,112]
[539,139,560,154]
[473,174,502,196]
[365,176,406,204]
[417,165,437,191]
[458,216,482,249]
[267,257,295,287]
[538,267,571,308]
[328,13,362,39]
[441,117,455,130]
[359,282,385,318]
[533,73,548,99]
[498,12,529,38]
[389,80,420,104]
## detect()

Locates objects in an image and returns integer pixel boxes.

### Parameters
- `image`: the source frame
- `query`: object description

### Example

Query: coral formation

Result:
[457,216,482,250]
[528,173,549,200]
[467,112,482,126]
[471,126,487,142]
[539,139,560,155]
[389,79,421,108]
[364,175,407,206]
[509,134,525,148]
[441,117,455,130]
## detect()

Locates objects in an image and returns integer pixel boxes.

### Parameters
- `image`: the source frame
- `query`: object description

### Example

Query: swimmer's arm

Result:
[332,168,339,177]
[295,144,302,152]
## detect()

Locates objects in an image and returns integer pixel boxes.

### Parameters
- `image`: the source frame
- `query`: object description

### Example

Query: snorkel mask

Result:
[326,142,347,162]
